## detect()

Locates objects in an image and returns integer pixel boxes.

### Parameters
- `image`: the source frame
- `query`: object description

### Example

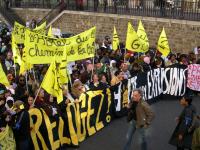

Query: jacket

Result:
[169,104,197,149]
[128,100,155,128]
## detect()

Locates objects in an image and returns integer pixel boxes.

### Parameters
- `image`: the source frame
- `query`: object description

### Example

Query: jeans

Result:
[124,120,147,150]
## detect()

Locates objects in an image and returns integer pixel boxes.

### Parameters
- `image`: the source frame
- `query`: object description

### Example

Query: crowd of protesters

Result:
[0,21,200,149]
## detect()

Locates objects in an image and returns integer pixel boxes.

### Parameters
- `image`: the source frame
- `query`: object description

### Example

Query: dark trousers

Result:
[177,147,192,150]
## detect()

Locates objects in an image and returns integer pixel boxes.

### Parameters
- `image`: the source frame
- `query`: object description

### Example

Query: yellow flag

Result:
[0,63,9,86]
[47,25,53,37]
[125,22,146,53]
[33,22,46,35]
[41,61,63,104]
[12,34,22,65]
[137,20,149,52]
[112,26,120,51]
[157,27,170,57]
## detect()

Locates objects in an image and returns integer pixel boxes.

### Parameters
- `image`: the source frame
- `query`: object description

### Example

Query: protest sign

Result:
[24,29,67,64]
[13,22,46,44]
[128,65,187,101]
[187,64,200,91]
[66,27,96,62]
[29,89,113,149]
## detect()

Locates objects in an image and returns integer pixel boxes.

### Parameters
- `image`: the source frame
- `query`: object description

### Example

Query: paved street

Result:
[69,96,200,150]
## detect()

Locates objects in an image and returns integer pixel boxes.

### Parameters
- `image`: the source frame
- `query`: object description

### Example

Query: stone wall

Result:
[12,8,50,23]
[13,9,200,53]
[0,13,8,25]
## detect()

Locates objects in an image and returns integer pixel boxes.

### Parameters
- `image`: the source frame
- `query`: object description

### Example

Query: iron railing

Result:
[9,0,200,21]
[10,0,59,9]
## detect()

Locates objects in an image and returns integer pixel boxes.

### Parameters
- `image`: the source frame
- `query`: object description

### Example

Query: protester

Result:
[165,53,178,66]
[124,88,154,150]
[169,96,198,150]
[142,56,151,72]
[12,100,32,150]
[14,75,29,103]
[0,21,200,149]
[111,70,124,86]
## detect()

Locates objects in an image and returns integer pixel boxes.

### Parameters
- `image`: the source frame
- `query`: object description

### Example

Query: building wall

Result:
[0,13,8,24]
[13,9,200,53]
[12,8,51,23]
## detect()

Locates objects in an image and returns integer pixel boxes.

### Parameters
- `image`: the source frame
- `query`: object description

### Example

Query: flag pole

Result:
[91,56,95,81]
[124,48,127,63]
[14,64,17,77]
[32,85,42,106]
[67,72,72,88]
[25,71,29,92]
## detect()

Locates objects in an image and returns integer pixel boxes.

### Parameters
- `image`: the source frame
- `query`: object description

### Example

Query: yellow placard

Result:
[13,22,46,44]
[66,27,96,62]
[24,29,66,64]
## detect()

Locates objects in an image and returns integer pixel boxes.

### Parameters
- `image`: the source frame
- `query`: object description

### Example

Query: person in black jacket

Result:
[12,100,32,150]
[14,75,30,104]
[169,96,198,150]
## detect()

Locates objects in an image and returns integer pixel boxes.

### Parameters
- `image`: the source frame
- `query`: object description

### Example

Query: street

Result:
[68,96,200,150]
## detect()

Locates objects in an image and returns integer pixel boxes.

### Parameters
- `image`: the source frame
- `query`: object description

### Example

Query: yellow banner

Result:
[126,22,147,53]
[66,27,96,62]
[24,29,66,64]
[157,27,170,57]
[13,22,46,44]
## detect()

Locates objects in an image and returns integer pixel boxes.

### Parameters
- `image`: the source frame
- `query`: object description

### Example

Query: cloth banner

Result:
[13,22,46,44]
[187,64,200,91]
[66,27,96,62]
[29,89,113,149]
[111,81,128,116]
[128,65,187,102]
[24,29,66,64]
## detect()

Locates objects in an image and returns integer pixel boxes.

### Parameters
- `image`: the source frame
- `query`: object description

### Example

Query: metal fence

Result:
[9,0,200,21]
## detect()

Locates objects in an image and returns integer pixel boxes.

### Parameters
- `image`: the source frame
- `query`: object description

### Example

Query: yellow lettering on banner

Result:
[66,27,96,62]
[77,93,87,142]
[42,110,60,150]
[28,108,48,150]
[66,103,79,146]
[95,92,104,131]
[25,29,66,64]
[13,22,46,44]
[58,117,71,145]
[106,89,112,113]
[86,91,96,136]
